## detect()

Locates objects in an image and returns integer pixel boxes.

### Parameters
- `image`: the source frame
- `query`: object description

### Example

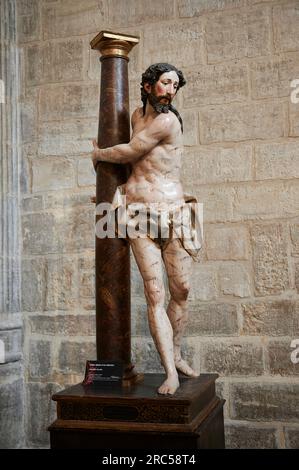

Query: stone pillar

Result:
[90,32,139,379]
[0,0,24,448]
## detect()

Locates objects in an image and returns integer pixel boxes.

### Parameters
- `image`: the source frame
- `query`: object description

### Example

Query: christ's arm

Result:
[92,113,173,169]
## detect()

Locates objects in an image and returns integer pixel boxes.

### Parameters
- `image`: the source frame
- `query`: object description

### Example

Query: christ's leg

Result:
[162,239,199,377]
[130,237,179,395]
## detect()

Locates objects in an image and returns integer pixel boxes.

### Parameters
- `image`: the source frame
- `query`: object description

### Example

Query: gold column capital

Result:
[90,30,139,59]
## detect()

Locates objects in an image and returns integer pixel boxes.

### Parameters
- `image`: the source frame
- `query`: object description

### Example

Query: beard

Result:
[147,92,172,114]
[144,91,184,133]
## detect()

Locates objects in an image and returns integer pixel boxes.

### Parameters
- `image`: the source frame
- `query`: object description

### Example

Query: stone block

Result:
[201,339,264,376]
[255,141,299,181]
[132,337,166,373]
[143,21,204,67]
[248,0,275,3]
[22,195,43,213]
[284,426,299,449]
[251,53,299,99]
[79,298,95,312]
[181,144,252,185]
[79,271,95,298]
[178,0,246,17]
[127,43,142,83]
[78,256,95,309]
[20,155,31,194]
[38,119,97,156]
[187,302,239,336]
[180,110,198,146]
[29,314,96,337]
[79,256,95,271]
[128,79,143,110]
[24,205,94,255]
[234,182,278,221]
[132,336,195,374]
[182,63,248,107]
[46,39,83,83]
[42,0,105,39]
[22,139,38,159]
[293,301,299,335]
[45,257,78,311]
[225,421,278,449]
[39,84,99,121]
[230,381,299,421]
[219,262,252,298]
[32,157,76,192]
[62,205,95,252]
[0,313,22,331]
[44,192,93,210]
[107,0,175,27]
[241,300,298,336]
[22,258,46,311]
[0,379,24,448]
[0,330,22,363]
[205,7,271,63]
[268,339,299,376]
[25,44,43,86]
[77,157,96,187]
[22,212,62,255]
[290,223,299,255]
[295,263,299,292]
[17,0,40,43]
[251,223,290,296]
[0,361,23,380]
[20,88,38,144]
[131,301,150,337]
[58,340,96,373]
[184,184,235,223]
[26,39,84,86]
[29,339,51,378]
[289,102,299,137]
[205,224,250,261]
[88,48,102,85]
[27,382,61,447]
[199,102,284,144]
[273,4,299,53]
[233,180,299,221]
[189,265,218,301]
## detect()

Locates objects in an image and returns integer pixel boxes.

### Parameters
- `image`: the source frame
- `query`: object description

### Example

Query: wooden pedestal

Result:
[49,373,225,449]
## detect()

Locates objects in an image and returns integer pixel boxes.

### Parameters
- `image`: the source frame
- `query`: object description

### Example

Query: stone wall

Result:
[14,0,299,448]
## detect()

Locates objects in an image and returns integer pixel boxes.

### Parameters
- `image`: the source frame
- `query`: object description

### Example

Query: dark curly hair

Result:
[140,63,186,132]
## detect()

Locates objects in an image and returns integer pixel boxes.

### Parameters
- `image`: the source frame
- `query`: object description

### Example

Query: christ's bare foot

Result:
[175,358,199,377]
[157,374,180,395]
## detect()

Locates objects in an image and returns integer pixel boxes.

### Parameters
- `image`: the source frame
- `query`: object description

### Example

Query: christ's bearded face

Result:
[145,70,179,113]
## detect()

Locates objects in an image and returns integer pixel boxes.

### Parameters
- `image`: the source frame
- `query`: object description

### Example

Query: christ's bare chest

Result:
[131,114,152,136]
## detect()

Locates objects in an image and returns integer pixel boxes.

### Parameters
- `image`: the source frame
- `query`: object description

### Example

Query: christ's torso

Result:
[125,107,184,207]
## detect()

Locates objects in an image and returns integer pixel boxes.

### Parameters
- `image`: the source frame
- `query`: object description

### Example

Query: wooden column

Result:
[90,31,139,380]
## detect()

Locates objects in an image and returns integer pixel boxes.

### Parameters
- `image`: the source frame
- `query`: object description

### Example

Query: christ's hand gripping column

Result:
[92,63,202,395]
